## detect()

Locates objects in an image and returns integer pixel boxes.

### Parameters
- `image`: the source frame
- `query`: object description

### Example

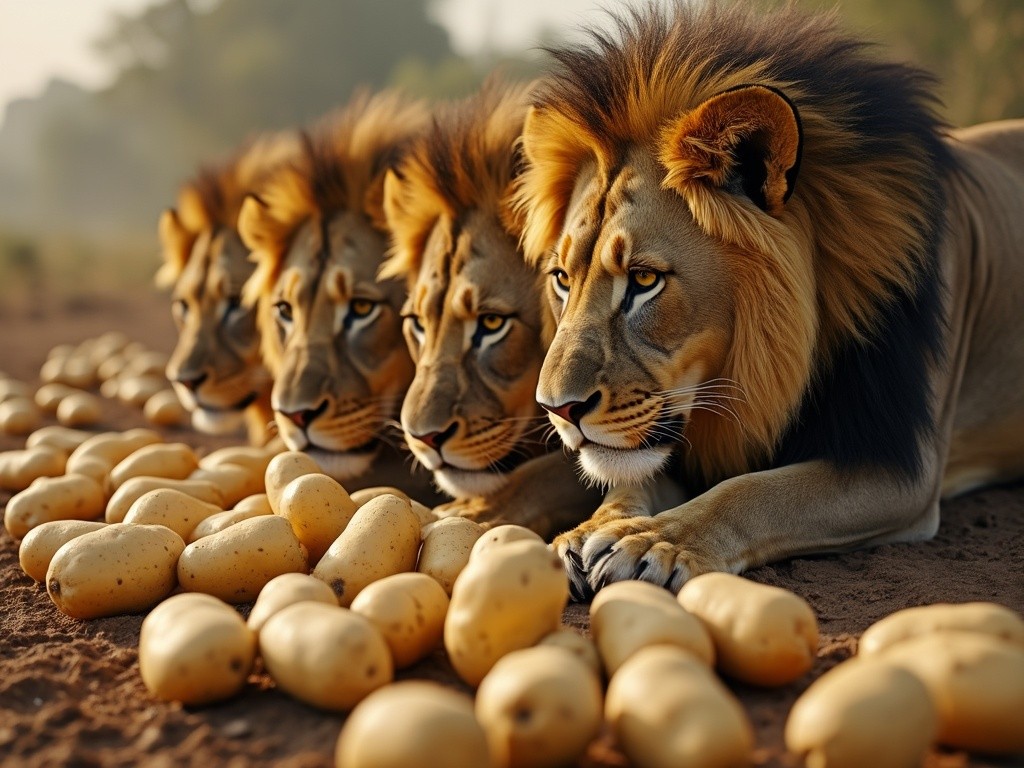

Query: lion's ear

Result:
[237,194,276,255]
[659,85,802,215]
[381,167,405,231]
[155,208,193,289]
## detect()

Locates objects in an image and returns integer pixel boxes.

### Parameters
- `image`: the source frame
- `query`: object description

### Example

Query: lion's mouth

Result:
[196,391,258,413]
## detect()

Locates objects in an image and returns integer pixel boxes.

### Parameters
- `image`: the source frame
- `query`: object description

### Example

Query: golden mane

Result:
[239,91,428,307]
[379,79,533,282]
[515,0,955,481]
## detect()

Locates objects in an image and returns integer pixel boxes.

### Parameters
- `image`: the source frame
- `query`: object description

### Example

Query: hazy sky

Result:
[0,0,631,116]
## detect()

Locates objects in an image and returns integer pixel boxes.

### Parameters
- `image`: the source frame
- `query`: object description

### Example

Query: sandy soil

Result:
[1,290,1022,768]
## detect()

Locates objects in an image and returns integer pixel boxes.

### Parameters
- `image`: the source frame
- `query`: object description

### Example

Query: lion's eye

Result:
[404,314,425,339]
[630,269,660,290]
[350,299,375,318]
[274,300,293,324]
[222,295,243,321]
[479,314,506,333]
[553,270,570,291]
[172,299,189,322]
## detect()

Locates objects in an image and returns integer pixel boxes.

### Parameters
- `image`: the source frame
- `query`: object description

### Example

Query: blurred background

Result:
[0,0,1021,313]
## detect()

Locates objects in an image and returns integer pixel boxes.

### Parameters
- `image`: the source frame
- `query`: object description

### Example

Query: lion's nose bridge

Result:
[539,320,607,404]
[402,356,463,434]
[275,342,333,410]
[167,333,211,385]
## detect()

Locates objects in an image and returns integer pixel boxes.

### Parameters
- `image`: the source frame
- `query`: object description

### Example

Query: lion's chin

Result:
[434,467,510,499]
[578,443,672,488]
[303,447,379,483]
[191,408,247,436]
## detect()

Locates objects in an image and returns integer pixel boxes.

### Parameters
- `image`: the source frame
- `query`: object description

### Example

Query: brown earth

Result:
[1,290,1022,768]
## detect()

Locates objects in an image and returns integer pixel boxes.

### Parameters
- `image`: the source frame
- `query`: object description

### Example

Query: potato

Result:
[336,682,493,768]
[117,375,167,407]
[177,514,308,603]
[0,446,67,492]
[247,573,339,633]
[678,572,818,686]
[106,476,223,524]
[88,331,129,363]
[4,474,106,540]
[59,356,99,389]
[34,383,77,413]
[605,645,753,768]
[39,356,68,385]
[200,445,277,478]
[99,377,121,399]
[46,523,184,619]
[260,602,392,711]
[97,354,126,383]
[187,505,272,543]
[445,539,568,686]
[880,631,1024,753]
[469,524,544,561]
[537,628,603,677]
[19,520,108,582]
[108,442,198,492]
[476,646,602,768]
[417,516,485,595]
[277,473,357,563]
[592,580,715,675]
[349,485,410,507]
[143,390,188,427]
[189,464,262,508]
[66,428,162,478]
[235,493,272,515]
[859,601,1024,656]
[122,488,224,539]
[0,397,41,435]
[123,351,168,378]
[139,593,256,705]
[26,425,95,453]
[311,493,420,607]
[0,379,33,402]
[350,572,449,668]
[410,499,437,527]
[55,391,103,427]
[785,657,937,768]
[264,451,322,514]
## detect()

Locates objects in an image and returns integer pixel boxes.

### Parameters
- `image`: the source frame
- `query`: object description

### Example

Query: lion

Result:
[514,1,1024,599]
[380,80,603,537]
[238,91,439,496]
[157,132,299,445]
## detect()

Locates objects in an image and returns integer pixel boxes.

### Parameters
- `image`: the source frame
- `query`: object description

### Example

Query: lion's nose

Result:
[413,421,459,451]
[175,372,208,392]
[540,391,601,428]
[279,400,328,430]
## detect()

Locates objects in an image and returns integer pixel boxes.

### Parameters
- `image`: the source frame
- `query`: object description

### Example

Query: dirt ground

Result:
[1,290,1022,768]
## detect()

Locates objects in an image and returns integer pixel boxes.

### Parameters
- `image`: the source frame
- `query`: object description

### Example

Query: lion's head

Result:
[240,92,427,480]
[516,2,951,490]
[381,81,550,498]
[157,132,298,439]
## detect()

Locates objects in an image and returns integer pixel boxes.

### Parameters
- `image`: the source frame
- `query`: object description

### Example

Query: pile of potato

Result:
[4,397,1024,766]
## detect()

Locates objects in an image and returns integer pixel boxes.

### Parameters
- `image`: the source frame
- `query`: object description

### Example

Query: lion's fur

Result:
[515,1,955,485]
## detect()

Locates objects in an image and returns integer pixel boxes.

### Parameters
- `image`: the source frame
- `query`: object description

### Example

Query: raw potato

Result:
[34,383,77,413]
[469,524,543,561]
[19,520,107,582]
[66,428,162,478]
[859,601,1024,655]
[260,602,392,711]
[143,390,189,427]
[122,488,223,539]
[247,573,339,633]
[189,464,262,508]
[785,657,937,768]
[278,473,358,563]
[4,474,106,540]
[177,514,308,603]
[109,443,199,491]
[605,645,753,768]
[25,425,95,453]
[56,391,103,427]
[311,493,420,607]
[445,539,568,686]
[591,580,715,674]
[46,523,185,619]
[880,631,1024,753]
[678,572,818,686]
[0,397,41,435]
[187,506,272,543]
[264,451,323,514]
[200,446,276,478]
[235,493,273,515]
[538,628,602,678]
[0,446,67,492]
[106,477,224,524]
[117,375,167,406]
[475,646,603,768]
[417,516,485,595]
[350,572,450,668]
[139,592,256,705]
[0,379,32,402]
[410,499,437,527]
[349,485,410,507]
[335,682,493,768]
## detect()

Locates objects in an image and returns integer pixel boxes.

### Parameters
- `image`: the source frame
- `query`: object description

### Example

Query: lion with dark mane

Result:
[515,1,1024,598]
